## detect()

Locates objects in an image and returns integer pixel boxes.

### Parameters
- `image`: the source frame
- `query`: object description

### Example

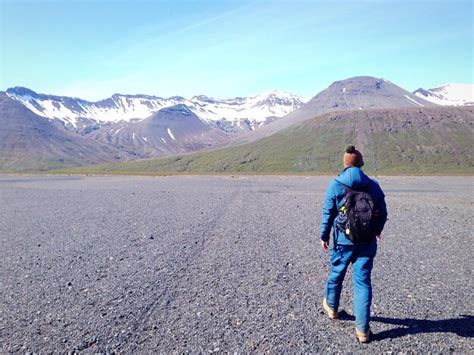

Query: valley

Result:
[1,175,472,352]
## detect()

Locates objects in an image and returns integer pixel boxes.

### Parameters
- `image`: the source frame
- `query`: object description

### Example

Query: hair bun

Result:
[345,145,356,153]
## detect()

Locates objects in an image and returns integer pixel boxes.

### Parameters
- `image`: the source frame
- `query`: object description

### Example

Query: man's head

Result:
[343,145,364,168]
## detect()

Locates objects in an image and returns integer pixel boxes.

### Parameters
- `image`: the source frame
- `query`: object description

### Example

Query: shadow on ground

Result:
[337,311,474,340]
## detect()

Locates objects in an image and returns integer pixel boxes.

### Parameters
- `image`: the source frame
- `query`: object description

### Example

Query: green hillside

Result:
[56,107,474,175]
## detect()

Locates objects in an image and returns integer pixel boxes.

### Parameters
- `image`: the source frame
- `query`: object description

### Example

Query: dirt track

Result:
[1,175,472,352]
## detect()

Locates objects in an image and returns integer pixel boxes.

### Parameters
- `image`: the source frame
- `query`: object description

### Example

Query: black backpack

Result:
[336,186,375,244]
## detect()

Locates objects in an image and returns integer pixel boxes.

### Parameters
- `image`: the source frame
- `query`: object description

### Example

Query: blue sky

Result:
[1,0,472,100]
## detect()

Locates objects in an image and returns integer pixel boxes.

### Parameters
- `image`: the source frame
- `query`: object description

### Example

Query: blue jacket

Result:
[320,167,388,245]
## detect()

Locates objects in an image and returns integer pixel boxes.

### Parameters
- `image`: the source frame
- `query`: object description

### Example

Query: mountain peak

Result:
[159,104,194,116]
[414,83,474,106]
[253,89,303,99]
[329,76,389,88]
[6,86,39,98]
[258,89,288,96]
[191,95,217,103]
[242,75,438,143]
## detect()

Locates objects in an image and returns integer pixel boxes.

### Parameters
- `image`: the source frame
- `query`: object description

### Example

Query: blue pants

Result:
[325,239,377,333]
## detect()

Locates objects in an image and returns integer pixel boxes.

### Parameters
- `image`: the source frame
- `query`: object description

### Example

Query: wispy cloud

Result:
[62,1,258,98]
[97,1,256,64]
[171,1,256,36]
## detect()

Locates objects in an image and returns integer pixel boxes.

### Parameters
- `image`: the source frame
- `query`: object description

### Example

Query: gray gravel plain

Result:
[1,175,473,352]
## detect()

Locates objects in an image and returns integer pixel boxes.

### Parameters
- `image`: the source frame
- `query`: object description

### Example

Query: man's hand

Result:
[321,240,330,251]
[376,234,382,242]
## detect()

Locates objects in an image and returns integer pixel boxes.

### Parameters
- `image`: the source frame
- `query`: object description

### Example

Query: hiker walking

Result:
[320,146,388,343]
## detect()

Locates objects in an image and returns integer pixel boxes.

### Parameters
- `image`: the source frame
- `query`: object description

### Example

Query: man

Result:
[320,145,387,343]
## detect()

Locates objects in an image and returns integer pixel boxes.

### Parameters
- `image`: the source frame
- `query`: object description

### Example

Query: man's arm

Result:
[320,182,338,250]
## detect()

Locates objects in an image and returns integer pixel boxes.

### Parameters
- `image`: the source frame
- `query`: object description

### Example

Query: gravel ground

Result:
[1,175,473,353]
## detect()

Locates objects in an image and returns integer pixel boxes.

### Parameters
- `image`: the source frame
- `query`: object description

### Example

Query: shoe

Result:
[322,298,338,319]
[355,328,370,343]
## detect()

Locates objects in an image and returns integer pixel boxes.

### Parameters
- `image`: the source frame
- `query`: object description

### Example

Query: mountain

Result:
[5,87,306,132]
[1,86,305,169]
[414,84,474,106]
[59,106,474,175]
[86,104,231,158]
[239,76,438,143]
[0,93,131,172]
[189,90,306,131]
[3,76,472,173]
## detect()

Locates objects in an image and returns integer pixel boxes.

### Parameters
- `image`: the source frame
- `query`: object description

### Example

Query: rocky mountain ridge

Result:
[5,87,306,132]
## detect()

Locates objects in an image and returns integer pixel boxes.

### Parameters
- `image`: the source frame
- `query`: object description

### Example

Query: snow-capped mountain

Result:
[191,90,306,129]
[5,87,306,131]
[2,76,471,172]
[414,84,474,106]
[87,104,231,158]
[0,93,132,171]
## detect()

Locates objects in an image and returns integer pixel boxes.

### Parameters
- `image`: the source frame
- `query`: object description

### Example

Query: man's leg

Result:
[325,245,353,311]
[352,241,377,333]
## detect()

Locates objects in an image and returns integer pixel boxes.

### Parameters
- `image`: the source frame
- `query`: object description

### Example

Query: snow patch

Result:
[167,128,176,140]
[404,95,424,107]
[142,136,148,142]
[112,127,123,136]
[342,88,346,93]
